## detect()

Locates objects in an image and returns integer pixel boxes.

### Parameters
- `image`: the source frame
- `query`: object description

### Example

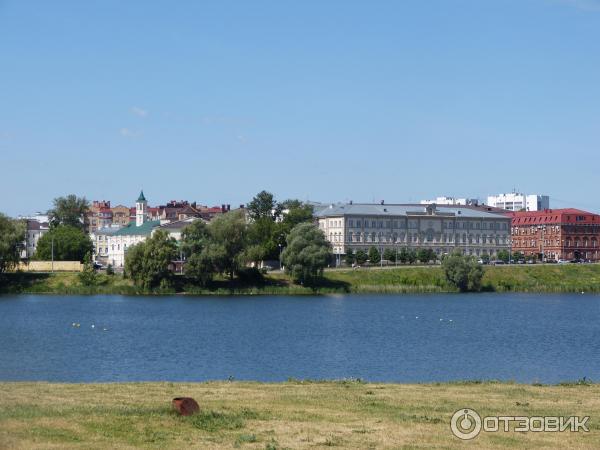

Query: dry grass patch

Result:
[0,381,599,449]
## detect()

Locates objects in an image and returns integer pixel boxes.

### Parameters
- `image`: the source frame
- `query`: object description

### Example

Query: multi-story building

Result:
[487,193,549,212]
[93,192,160,268]
[111,205,130,227]
[420,196,479,206]
[20,219,50,259]
[510,209,600,262]
[315,203,511,258]
[87,200,112,233]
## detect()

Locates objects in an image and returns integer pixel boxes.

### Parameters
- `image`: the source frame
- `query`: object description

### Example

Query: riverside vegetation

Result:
[1,380,598,449]
[3,263,600,295]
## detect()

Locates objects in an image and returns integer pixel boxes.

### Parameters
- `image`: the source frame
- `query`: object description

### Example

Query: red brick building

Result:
[510,209,600,262]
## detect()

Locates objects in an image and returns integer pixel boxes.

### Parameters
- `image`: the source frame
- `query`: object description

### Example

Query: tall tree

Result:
[208,209,248,279]
[34,225,93,262]
[48,194,89,230]
[281,222,331,285]
[247,190,280,221]
[181,220,214,286]
[0,214,25,274]
[124,230,178,288]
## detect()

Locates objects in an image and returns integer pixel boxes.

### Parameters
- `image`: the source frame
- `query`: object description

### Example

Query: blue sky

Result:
[1,0,599,216]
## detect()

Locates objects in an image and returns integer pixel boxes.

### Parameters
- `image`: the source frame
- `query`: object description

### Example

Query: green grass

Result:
[0,381,598,449]
[3,264,600,295]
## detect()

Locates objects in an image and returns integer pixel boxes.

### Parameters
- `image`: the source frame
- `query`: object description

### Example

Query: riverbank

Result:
[2,264,600,295]
[0,381,597,449]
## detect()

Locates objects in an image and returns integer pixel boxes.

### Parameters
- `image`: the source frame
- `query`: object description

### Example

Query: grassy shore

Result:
[0,381,598,449]
[2,264,600,295]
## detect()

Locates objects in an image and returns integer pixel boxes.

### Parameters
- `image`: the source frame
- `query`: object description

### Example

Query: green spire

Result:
[137,190,146,202]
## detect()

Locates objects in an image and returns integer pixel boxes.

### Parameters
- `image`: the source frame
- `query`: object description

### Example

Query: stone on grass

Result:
[172,397,200,416]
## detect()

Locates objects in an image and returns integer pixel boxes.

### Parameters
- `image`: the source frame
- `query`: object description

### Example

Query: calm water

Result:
[1,293,599,383]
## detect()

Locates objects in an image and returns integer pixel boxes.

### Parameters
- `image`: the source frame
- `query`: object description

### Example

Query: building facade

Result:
[510,209,600,261]
[21,219,50,259]
[420,196,479,206]
[315,203,511,258]
[487,193,549,212]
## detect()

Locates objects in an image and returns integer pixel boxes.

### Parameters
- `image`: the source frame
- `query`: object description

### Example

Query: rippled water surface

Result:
[1,293,599,383]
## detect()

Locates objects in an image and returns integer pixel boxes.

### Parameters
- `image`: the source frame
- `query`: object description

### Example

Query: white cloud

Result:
[120,128,141,138]
[130,106,148,118]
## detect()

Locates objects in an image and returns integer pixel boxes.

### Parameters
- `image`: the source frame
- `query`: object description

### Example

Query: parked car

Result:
[558,259,569,264]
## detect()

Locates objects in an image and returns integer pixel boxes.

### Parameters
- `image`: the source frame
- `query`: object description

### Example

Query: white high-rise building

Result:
[487,193,549,212]
[420,196,478,206]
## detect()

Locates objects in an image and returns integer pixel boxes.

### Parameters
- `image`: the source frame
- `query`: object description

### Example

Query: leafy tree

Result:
[0,213,25,274]
[207,210,248,279]
[417,248,436,264]
[497,249,510,263]
[344,248,355,265]
[442,251,484,292]
[513,251,524,261]
[34,225,93,262]
[281,222,331,284]
[368,246,380,264]
[398,247,409,264]
[247,217,278,261]
[106,264,115,275]
[383,248,396,262]
[181,220,214,286]
[480,253,490,264]
[247,190,280,221]
[407,249,417,264]
[48,194,89,230]
[78,253,97,286]
[355,249,368,265]
[125,230,178,288]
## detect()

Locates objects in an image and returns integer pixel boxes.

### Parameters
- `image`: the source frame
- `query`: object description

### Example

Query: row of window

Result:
[513,239,599,248]
[326,218,508,231]
[329,232,508,245]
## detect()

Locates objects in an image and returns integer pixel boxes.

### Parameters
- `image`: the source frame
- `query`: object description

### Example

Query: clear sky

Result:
[1,0,599,216]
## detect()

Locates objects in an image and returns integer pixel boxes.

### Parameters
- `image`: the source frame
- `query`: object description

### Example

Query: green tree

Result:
[34,225,93,262]
[247,190,280,221]
[407,249,417,264]
[106,264,115,275]
[368,246,380,264]
[208,210,248,279]
[124,230,178,288]
[383,248,396,262]
[355,249,368,265]
[0,213,25,274]
[344,248,355,265]
[442,251,484,292]
[78,253,97,286]
[497,249,510,263]
[48,194,89,230]
[181,220,214,286]
[281,222,331,284]
[480,253,490,264]
[417,248,436,264]
[513,251,524,261]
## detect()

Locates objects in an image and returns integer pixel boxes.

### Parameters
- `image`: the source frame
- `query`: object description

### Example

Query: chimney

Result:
[380,200,385,205]
[349,200,353,205]
[227,204,231,211]
[221,204,226,213]
[240,204,245,209]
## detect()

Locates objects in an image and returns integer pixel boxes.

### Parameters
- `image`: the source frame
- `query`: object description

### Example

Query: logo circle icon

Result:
[450,408,482,440]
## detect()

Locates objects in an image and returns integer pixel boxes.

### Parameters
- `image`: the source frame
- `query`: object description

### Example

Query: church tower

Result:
[136,190,147,226]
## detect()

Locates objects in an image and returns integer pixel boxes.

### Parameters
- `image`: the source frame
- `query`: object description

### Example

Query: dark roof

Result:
[137,190,147,202]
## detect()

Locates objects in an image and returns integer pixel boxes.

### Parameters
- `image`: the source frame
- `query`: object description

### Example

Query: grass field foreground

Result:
[0,381,598,449]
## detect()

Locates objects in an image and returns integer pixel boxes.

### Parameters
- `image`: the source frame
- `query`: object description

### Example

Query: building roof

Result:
[97,220,160,236]
[314,203,510,219]
[510,209,600,225]
[137,190,146,202]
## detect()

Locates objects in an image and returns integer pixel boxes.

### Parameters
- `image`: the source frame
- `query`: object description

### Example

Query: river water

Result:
[1,293,598,383]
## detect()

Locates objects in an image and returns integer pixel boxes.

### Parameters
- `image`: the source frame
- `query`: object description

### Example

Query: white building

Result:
[93,191,203,268]
[93,191,161,268]
[420,196,479,206]
[21,219,50,259]
[315,203,511,258]
[487,193,549,212]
